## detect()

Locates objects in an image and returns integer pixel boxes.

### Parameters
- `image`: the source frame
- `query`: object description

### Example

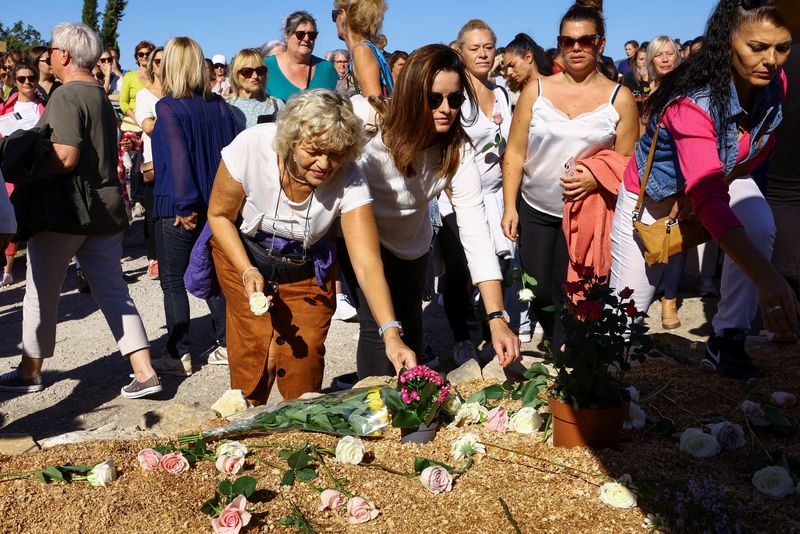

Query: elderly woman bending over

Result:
[207,89,415,404]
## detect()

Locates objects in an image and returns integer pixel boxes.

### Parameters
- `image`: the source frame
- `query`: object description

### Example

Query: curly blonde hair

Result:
[273,89,366,165]
[335,0,387,38]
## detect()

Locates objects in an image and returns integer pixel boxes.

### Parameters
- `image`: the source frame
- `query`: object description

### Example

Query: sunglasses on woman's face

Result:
[16,75,36,84]
[239,66,267,78]
[153,58,161,67]
[213,63,225,69]
[38,57,51,65]
[294,31,318,41]
[99,56,113,63]
[557,34,601,51]
[428,91,465,110]
[137,51,151,58]
[1,65,12,71]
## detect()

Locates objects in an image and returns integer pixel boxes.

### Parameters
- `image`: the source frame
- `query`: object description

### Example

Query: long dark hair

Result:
[644,0,786,121]
[504,33,552,76]
[378,44,476,179]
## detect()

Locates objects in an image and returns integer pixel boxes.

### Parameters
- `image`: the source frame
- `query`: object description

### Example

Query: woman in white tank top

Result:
[501,5,639,348]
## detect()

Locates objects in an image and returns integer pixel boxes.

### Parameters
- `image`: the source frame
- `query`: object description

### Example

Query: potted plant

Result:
[380,366,451,444]
[541,269,652,449]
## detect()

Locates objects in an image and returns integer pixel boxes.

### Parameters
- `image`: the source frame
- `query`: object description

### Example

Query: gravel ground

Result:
[0,222,715,441]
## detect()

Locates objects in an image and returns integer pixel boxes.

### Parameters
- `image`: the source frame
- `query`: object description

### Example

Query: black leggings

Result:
[439,213,472,343]
[518,200,568,348]
[338,239,428,379]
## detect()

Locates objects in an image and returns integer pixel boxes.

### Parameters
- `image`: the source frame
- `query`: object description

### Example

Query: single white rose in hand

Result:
[335,436,365,465]
[752,466,795,498]
[249,291,272,316]
[508,407,543,434]
[708,421,745,450]
[679,428,721,458]
[518,288,534,302]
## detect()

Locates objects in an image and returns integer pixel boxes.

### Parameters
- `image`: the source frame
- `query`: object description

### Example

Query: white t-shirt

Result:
[351,97,502,284]
[221,123,372,247]
[134,88,159,163]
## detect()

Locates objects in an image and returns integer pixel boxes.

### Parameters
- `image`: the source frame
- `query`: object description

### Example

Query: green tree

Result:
[99,0,128,50]
[0,20,48,52]
[82,0,99,32]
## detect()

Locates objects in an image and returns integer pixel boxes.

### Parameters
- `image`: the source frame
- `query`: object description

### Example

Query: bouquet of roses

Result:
[380,366,450,428]
[180,387,390,444]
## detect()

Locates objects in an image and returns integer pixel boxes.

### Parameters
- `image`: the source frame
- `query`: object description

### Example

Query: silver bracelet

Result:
[241,266,258,286]
[377,320,404,338]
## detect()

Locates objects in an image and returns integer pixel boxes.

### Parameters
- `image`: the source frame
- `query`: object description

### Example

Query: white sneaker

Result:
[453,340,478,365]
[332,294,358,321]
[0,272,13,288]
[131,202,146,219]
[207,346,228,366]
[151,354,193,376]
[518,330,532,343]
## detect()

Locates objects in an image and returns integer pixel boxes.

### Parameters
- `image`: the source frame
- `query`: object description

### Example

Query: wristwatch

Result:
[378,321,404,338]
[485,310,510,325]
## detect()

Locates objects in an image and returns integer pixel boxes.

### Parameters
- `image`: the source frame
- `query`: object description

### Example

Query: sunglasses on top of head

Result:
[557,34,601,51]
[428,92,466,110]
[239,66,267,78]
[294,30,318,41]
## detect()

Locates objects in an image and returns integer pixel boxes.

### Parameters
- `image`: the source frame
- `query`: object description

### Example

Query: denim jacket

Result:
[636,74,784,201]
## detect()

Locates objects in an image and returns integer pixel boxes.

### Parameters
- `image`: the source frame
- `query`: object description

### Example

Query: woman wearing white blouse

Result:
[343,44,521,379]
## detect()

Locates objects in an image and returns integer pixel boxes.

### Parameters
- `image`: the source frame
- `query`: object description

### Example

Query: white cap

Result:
[212,54,226,65]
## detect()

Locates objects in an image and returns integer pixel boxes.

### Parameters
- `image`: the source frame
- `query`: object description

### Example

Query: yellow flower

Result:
[366,388,384,412]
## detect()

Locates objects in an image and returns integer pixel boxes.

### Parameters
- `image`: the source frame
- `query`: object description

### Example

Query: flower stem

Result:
[499,498,522,534]
[250,453,284,472]
[484,442,607,480]
[539,414,552,445]
[311,448,352,498]
[744,418,773,462]
[247,443,285,450]
[361,462,416,479]
[639,379,673,403]
[301,478,324,495]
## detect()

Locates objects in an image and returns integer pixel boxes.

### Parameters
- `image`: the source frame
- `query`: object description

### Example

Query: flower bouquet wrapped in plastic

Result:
[179,387,391,444]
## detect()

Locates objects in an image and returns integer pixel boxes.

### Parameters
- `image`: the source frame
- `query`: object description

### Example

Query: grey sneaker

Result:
[151,354,193,376]
[121,374,162,399]
[0,369,44,393]
[207,346,228,366]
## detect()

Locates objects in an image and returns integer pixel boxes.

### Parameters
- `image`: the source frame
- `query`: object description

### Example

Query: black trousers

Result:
[518,200,568,348]
[439,213,472,343]
[338,238,428,378]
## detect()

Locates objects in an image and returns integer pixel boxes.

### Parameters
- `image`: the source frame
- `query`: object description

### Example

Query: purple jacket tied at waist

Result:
[184,224,336,299]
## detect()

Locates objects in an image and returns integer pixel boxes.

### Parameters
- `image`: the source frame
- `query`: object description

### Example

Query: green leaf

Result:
[32,470,46,483]
[287,450,310,470]
[310,413,336,433]
[60,464,90,473]
[43,466,65,483]
[281,470,296,486]
[200,495,221,516]
[413,457,431,473]
[521,382,542,407]
[480,142,495,153]
[521,272,538,287]
[467,390,487,405]
[484,384,505,401]
[495,133,501,143]
[391,411,422,428]
[380,388,406,414]
[296,467,317,481]
[232,476,257,498]
[218,480,233,496]
[279,449,292,461]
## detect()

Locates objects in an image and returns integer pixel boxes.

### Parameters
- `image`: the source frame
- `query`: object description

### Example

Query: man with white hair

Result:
[0,22,162,399]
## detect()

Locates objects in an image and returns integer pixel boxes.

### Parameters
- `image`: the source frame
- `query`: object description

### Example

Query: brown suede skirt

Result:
[211,236,335,404]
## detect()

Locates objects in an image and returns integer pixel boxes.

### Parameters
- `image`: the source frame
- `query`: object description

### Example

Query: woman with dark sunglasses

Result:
[342,44,521,380]
[205,89,415,403]
[333,0,393,97]
[502,5,639,350]
[227,48,285,130]
[0,62,46,289]
[29,46,61,104]
[120,40,155,124]
[610,0,796,380]
[1,51,23,101]
[264,11,339,102]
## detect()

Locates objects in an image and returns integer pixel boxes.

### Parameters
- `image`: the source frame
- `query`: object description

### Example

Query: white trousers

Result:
[610,177,775,334]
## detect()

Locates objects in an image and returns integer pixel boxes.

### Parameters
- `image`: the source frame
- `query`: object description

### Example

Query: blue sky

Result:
[4,0,718,69]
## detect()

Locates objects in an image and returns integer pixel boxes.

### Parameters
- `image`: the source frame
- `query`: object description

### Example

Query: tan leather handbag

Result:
[632,121,710,266]
[141,161,155,183]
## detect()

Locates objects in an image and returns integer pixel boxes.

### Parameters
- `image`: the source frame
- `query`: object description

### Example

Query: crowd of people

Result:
[0,0,796,408]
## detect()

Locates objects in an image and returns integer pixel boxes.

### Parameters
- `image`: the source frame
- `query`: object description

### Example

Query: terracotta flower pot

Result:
[548,397,627,450]
[400,421,439,444]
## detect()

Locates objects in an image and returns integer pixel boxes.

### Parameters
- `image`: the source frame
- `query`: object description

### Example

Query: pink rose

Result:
[485,407,509,432]
[137,448,163,471]
[215,455,244,476]
[419,466,453,494]
[160,452,190,474]
[319,489,347,511]
[346,496,379,525]
[492,112,503,125]
[211,495,251,534]
[772,392,797,409]
[739,400,765,419]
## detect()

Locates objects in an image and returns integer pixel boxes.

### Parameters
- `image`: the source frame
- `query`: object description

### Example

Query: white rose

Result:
[739,400,765,419]
[216,441,248,459]
[449,402,488,428]
[249,291,272,316]
[599,480,637,509]
[335,436,365,465]
[752,466,795,498]
[518,288,534,302]
[451,433,485,461]
[508,407,543,434]
[442,393,462,416]
[87,458,116,487]
[708,422,745,451]
[624,403,646,430]
[679,428,721,458]
[419,465,453,494]
[626,386,640,403]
